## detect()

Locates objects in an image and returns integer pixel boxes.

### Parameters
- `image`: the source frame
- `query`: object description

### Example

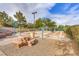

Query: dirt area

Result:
[0,50,6,56]
[0,31,70,46]
[0,31,77,56]
[0,39,76,56]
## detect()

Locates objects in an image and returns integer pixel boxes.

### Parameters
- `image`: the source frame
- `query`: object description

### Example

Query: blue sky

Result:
[49,3,79,14]
[0,3,79,25]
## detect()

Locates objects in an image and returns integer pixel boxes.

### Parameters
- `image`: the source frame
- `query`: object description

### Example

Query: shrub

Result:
[65,25,79,48]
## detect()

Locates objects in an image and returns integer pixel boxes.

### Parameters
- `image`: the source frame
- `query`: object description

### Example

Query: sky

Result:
[0,3,79,25]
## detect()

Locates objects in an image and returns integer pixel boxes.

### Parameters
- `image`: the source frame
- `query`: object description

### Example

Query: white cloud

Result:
[67,4,79,14]
[49,14,79,25]
[8,3,55,23]
[0,3,55,22]
[0,3,79,25]
[22,3,55,23]
[48,4,79,25]
[63,4,71,10]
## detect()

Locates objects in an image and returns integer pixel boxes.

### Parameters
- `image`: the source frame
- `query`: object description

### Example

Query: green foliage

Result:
[0,11,7,26]
[56,25,64,31]
[35,18,56,31]
[35,18,44,28]
[65,26,73,38]
[65,25,79,47]
[14,11,27,30]
[14,11,26,22]
[43,18,56,28]
[27,23,34,28]
[56,25,70,31]
[3,17,14,27]
[0,11,15,27]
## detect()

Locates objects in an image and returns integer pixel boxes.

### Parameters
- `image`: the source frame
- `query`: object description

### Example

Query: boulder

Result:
[13,36,38,48]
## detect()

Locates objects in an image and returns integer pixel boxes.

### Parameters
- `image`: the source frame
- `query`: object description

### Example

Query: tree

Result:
[34,18,56,31]
[0,12,5,25]
[27,23,34,28]
[5,17,16,27]
[14,11,27,31]
[42,18,56,31]
[56,25,65,31]
[35,18,44,28]
[0,11,14,27]
[14,11,26,22]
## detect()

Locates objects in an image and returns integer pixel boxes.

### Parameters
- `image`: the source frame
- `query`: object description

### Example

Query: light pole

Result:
[12,21,16,36]
[41,23,45,40]
[32,11,37,39]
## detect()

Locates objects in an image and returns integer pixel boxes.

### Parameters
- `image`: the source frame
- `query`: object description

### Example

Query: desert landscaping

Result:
[0,3,79,56]
[0,31,77,56]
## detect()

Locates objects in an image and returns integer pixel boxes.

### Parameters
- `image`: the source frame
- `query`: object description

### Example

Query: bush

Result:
[65,25,79,47]
[65,27,73,39]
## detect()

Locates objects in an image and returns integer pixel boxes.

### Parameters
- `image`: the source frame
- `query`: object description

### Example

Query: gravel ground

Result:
[0,31,70,46]
[0,31,76,56]
[0,39,76,56]
[0,50,6,56]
